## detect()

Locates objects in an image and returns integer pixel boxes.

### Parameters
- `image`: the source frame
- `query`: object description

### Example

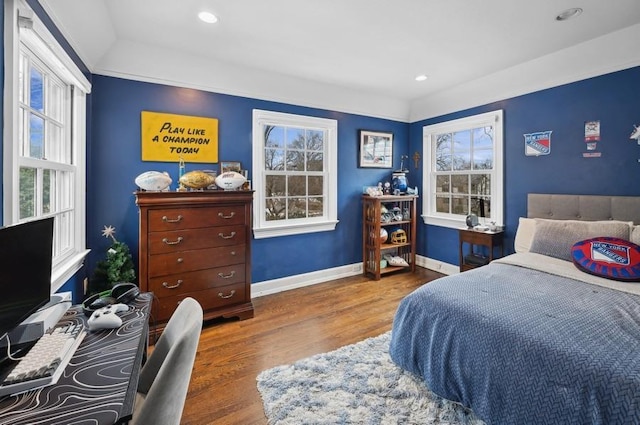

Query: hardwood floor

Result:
[181,266,444,425]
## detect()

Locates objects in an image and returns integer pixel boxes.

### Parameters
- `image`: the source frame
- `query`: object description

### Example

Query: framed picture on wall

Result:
[358,130,393,168]
[220,161,242,173]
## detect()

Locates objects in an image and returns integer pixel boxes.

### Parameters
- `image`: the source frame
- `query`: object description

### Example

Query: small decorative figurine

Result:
[177,157,187,191]
[631,125,640,144]
[413,151,421,169]
[392,155,409,194]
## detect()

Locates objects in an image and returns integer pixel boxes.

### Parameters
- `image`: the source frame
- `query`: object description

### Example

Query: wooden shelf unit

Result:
[362,195,417,280]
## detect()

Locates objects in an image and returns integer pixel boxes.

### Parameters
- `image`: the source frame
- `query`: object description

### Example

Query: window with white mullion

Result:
[19,155,74,171]
[253,110,337,238]
[46,77,65,124]
[5,0,90,291]
[54,210,72,263]
[423,110,503,229]
[46,81,69,164]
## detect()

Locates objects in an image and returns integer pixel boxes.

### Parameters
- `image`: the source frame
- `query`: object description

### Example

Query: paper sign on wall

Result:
[141,111,218,163]
[584,121,600,141]
[583,120,602,158]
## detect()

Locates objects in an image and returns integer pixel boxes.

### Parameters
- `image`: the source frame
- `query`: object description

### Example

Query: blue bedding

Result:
[389,261,640,425]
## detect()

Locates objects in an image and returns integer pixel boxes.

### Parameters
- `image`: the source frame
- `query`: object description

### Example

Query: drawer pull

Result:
[176,257,184,263]
[218,270,236,279]
[162,236,184,245]
[218,290,236,299]
[162,280,183,289]
[162,215,183,223]
[218,212,236,219]
[218,231,237,240]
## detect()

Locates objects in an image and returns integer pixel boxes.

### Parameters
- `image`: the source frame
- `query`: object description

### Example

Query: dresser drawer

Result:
[149,265,246,296]
[148,206,246,231]
[154,283,246,322]
[148,226,245,254]
[148,245,245,277]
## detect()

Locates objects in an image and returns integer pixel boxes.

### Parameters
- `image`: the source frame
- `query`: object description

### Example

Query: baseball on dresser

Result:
[215,171,246,190]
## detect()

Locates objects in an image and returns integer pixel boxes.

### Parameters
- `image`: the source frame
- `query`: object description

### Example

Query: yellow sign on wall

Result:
[141,111,218,163]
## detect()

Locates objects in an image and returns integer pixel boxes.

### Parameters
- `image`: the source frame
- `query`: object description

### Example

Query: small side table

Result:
[458,228,504,272]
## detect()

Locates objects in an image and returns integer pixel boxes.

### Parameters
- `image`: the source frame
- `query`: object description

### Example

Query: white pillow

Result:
[632,225,640,245]
[514,217,536,253]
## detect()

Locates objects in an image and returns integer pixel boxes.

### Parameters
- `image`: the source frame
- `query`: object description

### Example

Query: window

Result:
[252,110,338,238]
[4,0,91,291]
[422,110,503,229]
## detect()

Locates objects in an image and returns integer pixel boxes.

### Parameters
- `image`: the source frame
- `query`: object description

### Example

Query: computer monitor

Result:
[0,217,54,340]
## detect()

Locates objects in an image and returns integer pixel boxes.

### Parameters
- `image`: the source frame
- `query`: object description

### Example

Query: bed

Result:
[389,194,640,425]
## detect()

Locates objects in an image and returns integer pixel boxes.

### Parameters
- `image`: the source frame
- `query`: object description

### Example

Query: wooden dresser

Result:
[135,191,254,333]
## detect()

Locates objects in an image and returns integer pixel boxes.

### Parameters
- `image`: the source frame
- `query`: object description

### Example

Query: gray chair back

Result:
[131,297,203,425]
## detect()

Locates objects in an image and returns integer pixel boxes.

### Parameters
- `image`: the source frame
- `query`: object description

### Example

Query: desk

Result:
[0,292,151,425]
[459,228,504,272]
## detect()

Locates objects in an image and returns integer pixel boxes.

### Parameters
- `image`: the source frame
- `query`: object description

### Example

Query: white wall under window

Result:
[4,0,91,292]
[252,109,338,239]
[422,110,503,229]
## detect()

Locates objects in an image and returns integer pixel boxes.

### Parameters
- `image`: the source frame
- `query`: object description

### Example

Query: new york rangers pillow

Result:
[571,237,640,282]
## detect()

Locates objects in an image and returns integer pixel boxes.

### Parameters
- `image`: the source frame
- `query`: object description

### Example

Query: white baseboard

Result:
[251,263,362,298]
[415,254,459,276]
[251,256,457,298]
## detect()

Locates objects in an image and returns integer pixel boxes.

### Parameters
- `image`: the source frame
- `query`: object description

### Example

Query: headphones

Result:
[82,282,140,317]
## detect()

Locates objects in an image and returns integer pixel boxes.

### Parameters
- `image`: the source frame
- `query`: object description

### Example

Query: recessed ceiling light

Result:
[198,11,218,24]
[556,8,583,21]
[415,74,428,82]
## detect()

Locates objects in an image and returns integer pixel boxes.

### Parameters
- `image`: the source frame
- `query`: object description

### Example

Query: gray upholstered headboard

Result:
[528,194,640,225]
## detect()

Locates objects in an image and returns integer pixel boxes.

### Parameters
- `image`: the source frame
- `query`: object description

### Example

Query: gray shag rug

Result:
[256,332,485,424]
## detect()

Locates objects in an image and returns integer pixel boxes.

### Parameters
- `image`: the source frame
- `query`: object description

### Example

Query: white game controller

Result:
[87,303,129,331]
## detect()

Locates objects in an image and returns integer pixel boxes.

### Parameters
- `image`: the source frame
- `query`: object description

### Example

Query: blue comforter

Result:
[390,261,640,424]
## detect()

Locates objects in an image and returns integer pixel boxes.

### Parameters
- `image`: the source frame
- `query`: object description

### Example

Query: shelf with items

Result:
[362,195,417,280]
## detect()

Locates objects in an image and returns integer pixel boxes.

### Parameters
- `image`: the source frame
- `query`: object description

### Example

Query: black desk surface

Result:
[0,292,152,425]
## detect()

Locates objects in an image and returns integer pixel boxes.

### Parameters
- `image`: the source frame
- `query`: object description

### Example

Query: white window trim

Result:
[4,0,90,292]
[252,109,338,239]
[421,109,503,229]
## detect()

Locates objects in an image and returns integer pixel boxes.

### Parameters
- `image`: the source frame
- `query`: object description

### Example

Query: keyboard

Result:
[0,324,86,397]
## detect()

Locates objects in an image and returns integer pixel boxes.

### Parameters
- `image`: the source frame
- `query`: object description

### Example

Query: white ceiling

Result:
[39,0,640,121]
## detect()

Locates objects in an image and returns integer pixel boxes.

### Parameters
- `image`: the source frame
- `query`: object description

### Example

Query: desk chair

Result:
[131,297,203,425]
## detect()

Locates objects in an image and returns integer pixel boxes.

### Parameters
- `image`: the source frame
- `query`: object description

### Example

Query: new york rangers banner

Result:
[524,131,552,156]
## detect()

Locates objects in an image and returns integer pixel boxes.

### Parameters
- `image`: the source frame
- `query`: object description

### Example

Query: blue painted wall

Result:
[411,66,640,266]
[88,76,409,283]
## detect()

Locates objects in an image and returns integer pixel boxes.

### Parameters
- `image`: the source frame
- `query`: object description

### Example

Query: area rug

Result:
[256,331,484,424]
